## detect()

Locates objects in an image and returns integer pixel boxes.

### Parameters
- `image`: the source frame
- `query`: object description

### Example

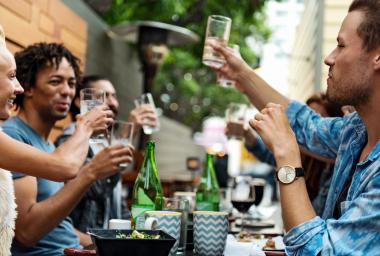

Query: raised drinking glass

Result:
[80,88,105,144]
[202,15,231,68]
[134,93,160,135]
[110,120,134,168]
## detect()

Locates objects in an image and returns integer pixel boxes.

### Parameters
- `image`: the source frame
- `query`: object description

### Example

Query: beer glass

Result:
[225,103,247,140]
[202,15,231,68]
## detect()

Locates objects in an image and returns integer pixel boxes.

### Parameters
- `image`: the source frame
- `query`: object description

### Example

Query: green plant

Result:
[101,0,277,131]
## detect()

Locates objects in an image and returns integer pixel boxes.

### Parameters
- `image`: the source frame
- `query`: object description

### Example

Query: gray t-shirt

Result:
[2,116,80,256]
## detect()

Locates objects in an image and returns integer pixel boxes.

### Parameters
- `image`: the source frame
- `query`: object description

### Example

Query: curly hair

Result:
[14,42,81,108]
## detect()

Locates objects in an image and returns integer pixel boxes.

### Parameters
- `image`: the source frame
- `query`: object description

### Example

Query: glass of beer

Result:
[202,15,232,69]
[225,103,247,140]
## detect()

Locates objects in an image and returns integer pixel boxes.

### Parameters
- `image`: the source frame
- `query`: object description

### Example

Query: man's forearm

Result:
[279,178,316,231]
[275,150,316,231]
[237,68,290,110]
[16,169,94,245]
[53,125,91,173]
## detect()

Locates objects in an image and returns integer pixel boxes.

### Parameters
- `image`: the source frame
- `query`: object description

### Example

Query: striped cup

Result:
[193,211,229,256]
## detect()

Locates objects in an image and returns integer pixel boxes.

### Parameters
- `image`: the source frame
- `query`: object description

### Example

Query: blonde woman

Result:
[0,26,112,255]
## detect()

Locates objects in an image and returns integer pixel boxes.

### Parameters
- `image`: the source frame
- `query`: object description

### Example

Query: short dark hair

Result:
[14,42,81,108]
[70,75,111,118]
[306,92,344,117]
[349,0,380,52]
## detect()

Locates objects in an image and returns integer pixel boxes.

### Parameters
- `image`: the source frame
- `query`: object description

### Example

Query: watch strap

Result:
[295,167,305,177]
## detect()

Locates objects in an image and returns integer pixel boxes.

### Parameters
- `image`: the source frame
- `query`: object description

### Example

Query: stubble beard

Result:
[327,71,372,108]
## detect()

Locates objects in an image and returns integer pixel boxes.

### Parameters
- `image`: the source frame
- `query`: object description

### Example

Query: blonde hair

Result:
[0,24,6,49]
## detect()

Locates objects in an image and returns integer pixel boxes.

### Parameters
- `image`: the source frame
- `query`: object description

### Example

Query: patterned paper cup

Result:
[193,211,229,256]
[145,211,181,256]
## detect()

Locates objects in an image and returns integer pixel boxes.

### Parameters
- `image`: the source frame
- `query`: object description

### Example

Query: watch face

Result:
[277,166,296,184]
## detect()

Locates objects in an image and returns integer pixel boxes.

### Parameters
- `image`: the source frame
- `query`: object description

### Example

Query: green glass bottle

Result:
[196,153,220,211]
[131,141,163,229]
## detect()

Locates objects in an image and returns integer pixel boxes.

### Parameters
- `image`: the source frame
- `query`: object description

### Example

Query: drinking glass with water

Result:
[110,120,134,168]
[202,15,231,69]
[80,88,105,144]
[134,93,160,135]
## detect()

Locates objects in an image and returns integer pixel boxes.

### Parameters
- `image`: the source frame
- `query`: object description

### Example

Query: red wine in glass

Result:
[231,199,255,213]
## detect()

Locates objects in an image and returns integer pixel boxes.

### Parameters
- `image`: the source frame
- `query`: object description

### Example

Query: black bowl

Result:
[88,229,176,256]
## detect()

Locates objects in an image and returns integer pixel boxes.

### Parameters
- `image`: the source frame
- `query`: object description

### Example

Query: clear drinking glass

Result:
[110,120,134,168]
[219,188,233,214]
[80,88,105,144]
[162,197,190,255]
[217,44,240,87]
[225,103,247,140]
[134,93,160,135]
[202,15,232,68]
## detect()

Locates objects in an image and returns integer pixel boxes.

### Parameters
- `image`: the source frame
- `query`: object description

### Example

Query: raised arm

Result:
[250,103,316,231]
[211,43,289,110]
[0,106,113,181]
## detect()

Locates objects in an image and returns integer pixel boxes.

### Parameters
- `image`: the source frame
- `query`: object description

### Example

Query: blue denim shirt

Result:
[246,125,333,217]
[282,101,380,255]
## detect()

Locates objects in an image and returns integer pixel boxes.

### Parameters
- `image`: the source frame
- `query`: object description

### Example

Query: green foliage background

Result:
[102,0,276,132]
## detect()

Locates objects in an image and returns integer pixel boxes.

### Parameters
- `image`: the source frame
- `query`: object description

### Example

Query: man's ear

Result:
[74,97,80,108]
[23,87,33,98]
[374,48,380,71]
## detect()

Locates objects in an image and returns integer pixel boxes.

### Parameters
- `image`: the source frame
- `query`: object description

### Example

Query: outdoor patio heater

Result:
[107,21,199,149]
[107,21,199,93]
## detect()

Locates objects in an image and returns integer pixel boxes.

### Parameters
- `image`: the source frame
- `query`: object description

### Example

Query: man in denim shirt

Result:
[213,0,380,254]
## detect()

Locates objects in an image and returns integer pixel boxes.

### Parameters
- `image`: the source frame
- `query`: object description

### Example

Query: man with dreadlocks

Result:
[2,42,134,255]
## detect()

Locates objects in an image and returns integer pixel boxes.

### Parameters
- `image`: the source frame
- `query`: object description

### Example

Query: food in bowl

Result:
[116,230,160,239]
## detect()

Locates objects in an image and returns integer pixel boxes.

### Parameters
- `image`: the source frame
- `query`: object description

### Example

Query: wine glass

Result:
[231,176,256,231]
[249,178,266,220]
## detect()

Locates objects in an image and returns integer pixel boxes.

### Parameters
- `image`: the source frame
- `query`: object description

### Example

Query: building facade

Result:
[287,0,350,101]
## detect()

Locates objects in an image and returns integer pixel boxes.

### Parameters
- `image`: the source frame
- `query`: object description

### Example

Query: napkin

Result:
[224,234,266,256]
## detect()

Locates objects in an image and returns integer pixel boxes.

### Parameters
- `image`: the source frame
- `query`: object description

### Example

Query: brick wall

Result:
[0,0,88,140]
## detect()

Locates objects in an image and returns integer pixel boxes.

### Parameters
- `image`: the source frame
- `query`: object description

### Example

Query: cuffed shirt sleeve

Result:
[284,172,380,255]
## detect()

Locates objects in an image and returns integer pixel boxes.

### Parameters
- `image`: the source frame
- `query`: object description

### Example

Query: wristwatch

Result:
[276,165,304,184]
